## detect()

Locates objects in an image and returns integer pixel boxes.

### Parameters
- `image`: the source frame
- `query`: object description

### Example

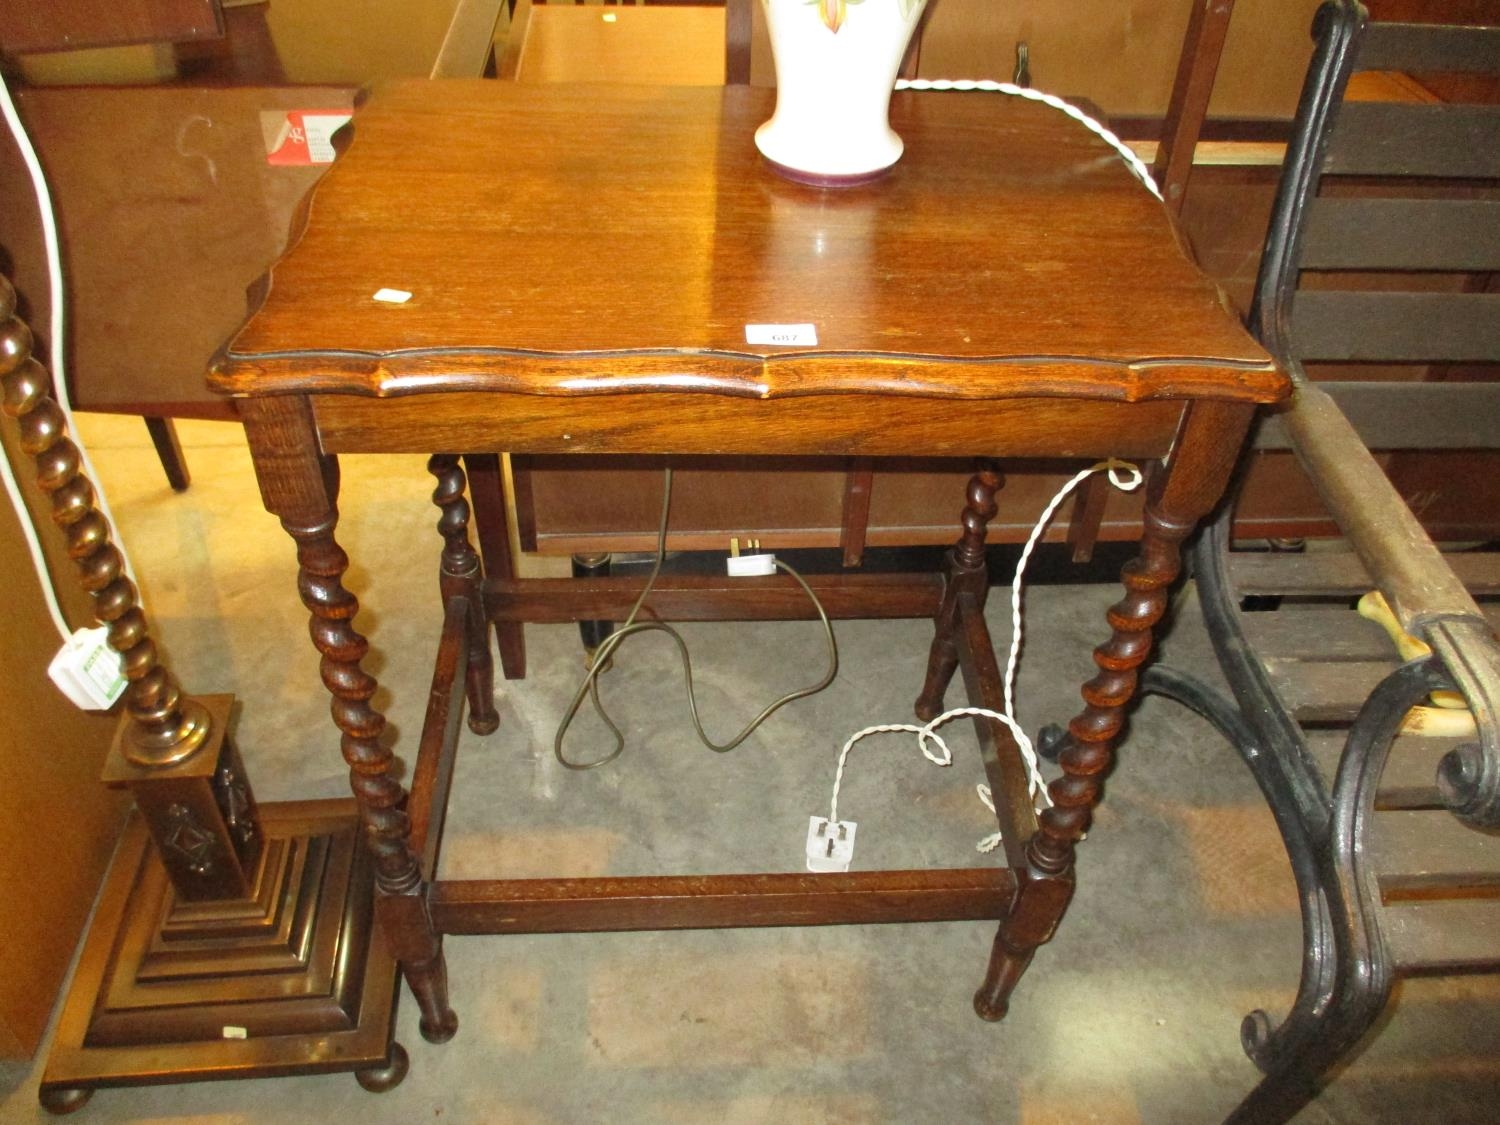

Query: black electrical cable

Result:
[553,467,839,770]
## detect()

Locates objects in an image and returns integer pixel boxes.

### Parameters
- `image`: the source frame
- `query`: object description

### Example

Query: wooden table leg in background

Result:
[973,400,1255,1019]
[241,394,459,1045]
[429,454,500,735]
[464,452,528,679]
[839,458,876,568]
[915,462,1003,721]
[1065,473,1111,564]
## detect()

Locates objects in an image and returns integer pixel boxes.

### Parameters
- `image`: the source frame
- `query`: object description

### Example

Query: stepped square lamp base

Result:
[40,798,404,1114]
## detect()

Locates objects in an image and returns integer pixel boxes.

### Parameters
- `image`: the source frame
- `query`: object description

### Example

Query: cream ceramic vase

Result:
[755,0,929,185]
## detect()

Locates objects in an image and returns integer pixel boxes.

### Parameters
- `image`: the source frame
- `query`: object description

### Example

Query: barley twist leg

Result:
[429,454,499,735]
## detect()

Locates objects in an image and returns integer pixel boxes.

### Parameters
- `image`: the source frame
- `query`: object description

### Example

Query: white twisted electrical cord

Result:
[893,77,1163,202]
[1,69,140,646]
[829,705,1047,854]
[825,460,1144,855]
[1004,459,1145,719]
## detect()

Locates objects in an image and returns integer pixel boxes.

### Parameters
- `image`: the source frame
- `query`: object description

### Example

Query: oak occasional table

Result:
[211,81,1284,1046]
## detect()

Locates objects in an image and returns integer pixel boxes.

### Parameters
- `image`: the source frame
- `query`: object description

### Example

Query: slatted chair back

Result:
[1249,0,1500,831]
[1251,1,1500,390]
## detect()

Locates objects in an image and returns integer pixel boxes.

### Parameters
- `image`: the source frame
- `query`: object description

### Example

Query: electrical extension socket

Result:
[806,815,856,873]
[48,626,126,710]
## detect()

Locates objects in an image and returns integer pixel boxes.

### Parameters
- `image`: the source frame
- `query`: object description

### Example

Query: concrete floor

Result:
[1,417,1496,1123]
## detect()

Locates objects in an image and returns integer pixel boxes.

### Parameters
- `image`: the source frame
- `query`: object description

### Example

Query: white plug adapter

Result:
[805,815,857,873]
[727,552,776,577]
[48,626,126,710]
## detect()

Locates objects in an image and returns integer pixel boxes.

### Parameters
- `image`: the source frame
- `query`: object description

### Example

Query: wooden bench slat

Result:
[1248,606,1500,665]
[1291,292,1500,363]
[1381,899,1500,974]
[1241,607,1404,661]
[1325,103,1500,178]
[1254,382,1500,453]
[1228,550,1500,596]
[1263,657,1393,723]
[1228,549,1370,595]
[1266,653,1496,725]
[1357,22,1500,76]
[1369,808,1500,883]
[1305,729,1464,810]
[1301,199,1500,272]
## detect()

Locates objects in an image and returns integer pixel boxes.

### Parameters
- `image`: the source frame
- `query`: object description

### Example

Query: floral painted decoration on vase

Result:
[758,0,930,183]
[813,0,924,34]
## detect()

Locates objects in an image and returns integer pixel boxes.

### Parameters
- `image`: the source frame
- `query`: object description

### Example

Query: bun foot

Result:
[419,1009,459,1044]
[467,710,500,736]
[973,988,1009,1022]
[39,1087,93,1115]
[356,1042,410,1092]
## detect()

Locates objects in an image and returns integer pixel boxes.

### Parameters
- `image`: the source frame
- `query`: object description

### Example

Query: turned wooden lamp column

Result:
[0,272,260,896]
[1,271,403,1113]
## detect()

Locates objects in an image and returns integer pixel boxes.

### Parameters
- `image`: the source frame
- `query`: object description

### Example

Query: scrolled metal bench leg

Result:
[1224,659,1441,1123]
[1141,664,1342,1082]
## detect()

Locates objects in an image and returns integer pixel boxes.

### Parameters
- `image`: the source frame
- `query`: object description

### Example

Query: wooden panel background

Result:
[748,0,1326,120]
[0,0,223,54]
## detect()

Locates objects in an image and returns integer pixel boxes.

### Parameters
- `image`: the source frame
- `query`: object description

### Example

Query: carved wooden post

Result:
[0,273,261,901]
[973,401,1254,1020]
[242,393,458,1045]
[915,462,1003,720]
[429,453,499,734]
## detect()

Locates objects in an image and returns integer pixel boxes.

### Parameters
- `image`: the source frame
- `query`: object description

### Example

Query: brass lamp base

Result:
[39,798,404,1114]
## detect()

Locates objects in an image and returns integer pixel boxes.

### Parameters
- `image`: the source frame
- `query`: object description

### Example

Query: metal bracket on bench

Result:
[1428,618,1500,830]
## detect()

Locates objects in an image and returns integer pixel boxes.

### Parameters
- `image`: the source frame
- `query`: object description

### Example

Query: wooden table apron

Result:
[215,80,1282,1034]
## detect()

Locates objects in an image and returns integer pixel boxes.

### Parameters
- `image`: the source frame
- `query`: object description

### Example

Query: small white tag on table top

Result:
[746,323,817,347]
[373,288,412,304]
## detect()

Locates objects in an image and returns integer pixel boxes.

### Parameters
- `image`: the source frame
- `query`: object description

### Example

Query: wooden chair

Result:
[0,1,507,490]
[1145,3,1500,1119]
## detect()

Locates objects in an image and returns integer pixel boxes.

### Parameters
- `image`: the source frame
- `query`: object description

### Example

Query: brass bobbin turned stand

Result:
[0,273,405,1114]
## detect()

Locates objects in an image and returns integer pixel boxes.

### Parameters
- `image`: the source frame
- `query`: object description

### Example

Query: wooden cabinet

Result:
[0,0,223,55]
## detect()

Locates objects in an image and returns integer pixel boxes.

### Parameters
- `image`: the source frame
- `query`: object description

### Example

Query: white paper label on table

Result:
[746,323,818,347]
